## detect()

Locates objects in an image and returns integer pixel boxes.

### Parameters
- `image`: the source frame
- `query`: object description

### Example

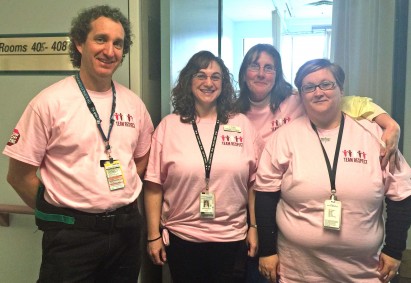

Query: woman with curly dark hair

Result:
[144,50,263,282]
[171,51,235,124]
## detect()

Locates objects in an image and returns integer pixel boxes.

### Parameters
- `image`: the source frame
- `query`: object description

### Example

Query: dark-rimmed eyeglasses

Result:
[301,81,336,93]
[192,72,222,81]
[248,63,276,74]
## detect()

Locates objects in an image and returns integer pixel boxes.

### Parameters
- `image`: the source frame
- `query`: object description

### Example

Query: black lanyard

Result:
[75,73,116,161]
[310,114,345,197]
[192,118,220,190]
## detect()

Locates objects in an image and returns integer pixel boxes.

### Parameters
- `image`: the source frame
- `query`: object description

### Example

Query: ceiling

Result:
[223,0,333,21]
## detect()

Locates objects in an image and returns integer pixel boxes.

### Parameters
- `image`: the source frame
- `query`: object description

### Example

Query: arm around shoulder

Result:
[6,158,41,209]
[343,97,401,172]
[373,113,401,173]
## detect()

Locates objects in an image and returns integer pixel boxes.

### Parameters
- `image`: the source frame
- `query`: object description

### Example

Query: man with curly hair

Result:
[3,5,153,282]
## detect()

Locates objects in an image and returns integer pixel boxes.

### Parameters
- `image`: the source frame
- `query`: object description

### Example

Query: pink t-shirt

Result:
[245,94,304,143]
[3,76,154,213]
[255,115,411,282]
[145,113,263,242]
[245,94,385,144]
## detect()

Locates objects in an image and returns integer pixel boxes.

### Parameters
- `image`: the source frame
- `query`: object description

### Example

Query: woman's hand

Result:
[377,253,400,283]
[259,254,279,283]
[247,226,258,257]
[375,114,401,173]
[147,237,167,265]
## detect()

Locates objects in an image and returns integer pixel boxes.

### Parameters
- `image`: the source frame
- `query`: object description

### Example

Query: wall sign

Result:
[0,34,77,72]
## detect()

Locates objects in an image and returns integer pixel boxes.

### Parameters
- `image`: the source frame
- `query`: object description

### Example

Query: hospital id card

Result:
[103,160,126,191]
[323,199,342,230]
[200,192,215,219]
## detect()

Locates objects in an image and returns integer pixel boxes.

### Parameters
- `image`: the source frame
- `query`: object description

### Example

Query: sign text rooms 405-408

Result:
[0,35,76,71]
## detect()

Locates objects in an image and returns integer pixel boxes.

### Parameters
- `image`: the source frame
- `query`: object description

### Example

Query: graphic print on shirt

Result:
[342,149,368,164]
[221,134,243,147]
[271,116,291,132]
[7,129,20,146]
[115,112,135,128]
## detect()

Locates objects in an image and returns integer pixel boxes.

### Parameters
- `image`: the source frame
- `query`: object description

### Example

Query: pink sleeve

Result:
[254,130,289,192]
[144,119,165,185]
[383,151,411,201]
[134,104,154,158]
[3,99,50,166]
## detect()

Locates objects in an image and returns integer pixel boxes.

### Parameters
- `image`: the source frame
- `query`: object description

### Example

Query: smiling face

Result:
[245,51,276,102]
[191,60,222,115]
[75,16,125,91]
[300,68,343,128]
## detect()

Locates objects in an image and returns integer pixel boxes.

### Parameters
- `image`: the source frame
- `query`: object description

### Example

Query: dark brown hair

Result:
[235,44,293,114]
[171,50,236,124]
[69,5,132,68]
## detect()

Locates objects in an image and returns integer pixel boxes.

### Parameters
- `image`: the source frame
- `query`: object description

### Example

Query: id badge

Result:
[200,192,215,219]
[323,199,342,230]
[103,160,126,191]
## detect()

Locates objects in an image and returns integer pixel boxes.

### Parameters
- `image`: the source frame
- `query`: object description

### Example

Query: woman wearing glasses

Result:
[235,44,401,282]
[144,50,263,282]
[254,58,411,283]
[236,44,400,168]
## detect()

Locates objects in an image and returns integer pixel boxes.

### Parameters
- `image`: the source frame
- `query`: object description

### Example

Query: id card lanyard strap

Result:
[75,73,116,161]
[310,114,345,199]
[192,118,220,190]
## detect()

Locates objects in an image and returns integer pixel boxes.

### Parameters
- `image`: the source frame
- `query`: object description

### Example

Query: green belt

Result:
[35,185,75,225]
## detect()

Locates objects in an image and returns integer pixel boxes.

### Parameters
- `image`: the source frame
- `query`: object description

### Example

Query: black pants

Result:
[166,231,243,283]
[37,225,141,283]
[232,240,269,283]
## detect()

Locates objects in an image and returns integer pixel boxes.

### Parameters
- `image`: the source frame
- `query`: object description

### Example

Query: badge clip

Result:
[223,125,241,133]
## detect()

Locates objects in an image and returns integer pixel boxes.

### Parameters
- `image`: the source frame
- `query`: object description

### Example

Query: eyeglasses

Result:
[248,63,276,74]
[193,72,222,81]
[301,81,336,93]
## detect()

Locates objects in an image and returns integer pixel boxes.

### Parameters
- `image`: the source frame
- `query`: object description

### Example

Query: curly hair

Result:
[294,58,345,93]
[171,50,236,124]
[69,5,132,68]
[234,44,293,114]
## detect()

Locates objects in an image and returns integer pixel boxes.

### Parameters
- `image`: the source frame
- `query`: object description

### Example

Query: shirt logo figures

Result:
[115,112,135,128]
[6,129,20,146]
[342,149,368,164]
[271,117,291,132]
[221,134,243,147]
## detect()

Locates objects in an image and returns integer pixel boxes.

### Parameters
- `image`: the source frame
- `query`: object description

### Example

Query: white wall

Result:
[161,0,219,117]
[231,20,272,86]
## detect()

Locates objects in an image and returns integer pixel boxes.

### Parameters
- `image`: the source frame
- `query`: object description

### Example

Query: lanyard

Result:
[192,118,220,190]
[310,114,345,197]
[75,73,117,161]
